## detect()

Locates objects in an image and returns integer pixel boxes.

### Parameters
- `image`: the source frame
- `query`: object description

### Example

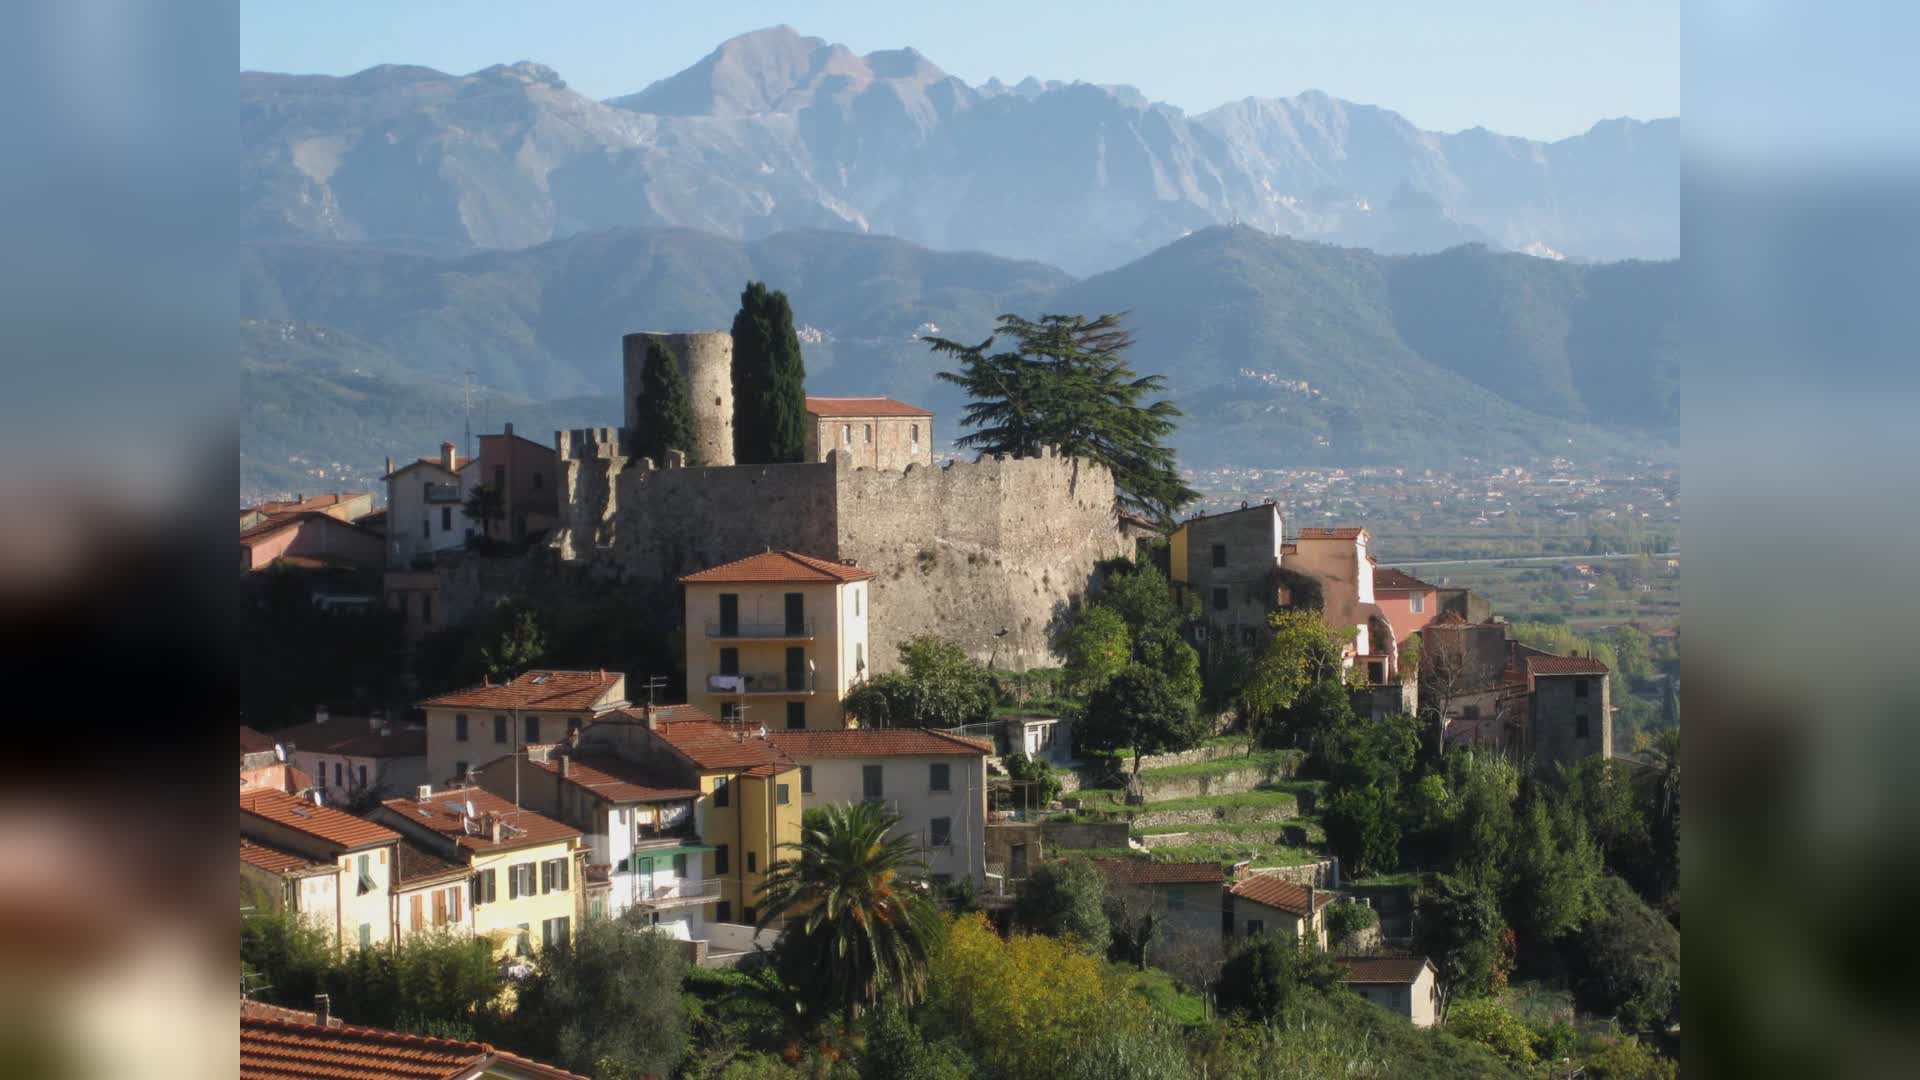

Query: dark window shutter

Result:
[509,865,519,899]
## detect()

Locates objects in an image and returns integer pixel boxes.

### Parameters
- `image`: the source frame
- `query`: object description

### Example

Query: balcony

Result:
[632,823,696,849]
[706,618,815,641]
[423,482,463,503]
[706,671,816,696]
[632,877,723,910]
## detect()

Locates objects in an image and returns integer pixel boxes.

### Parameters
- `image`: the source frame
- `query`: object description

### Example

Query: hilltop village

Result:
[239,307,1678,1078]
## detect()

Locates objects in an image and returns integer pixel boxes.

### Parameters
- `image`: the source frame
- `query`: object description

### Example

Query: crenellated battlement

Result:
[556,426,627,461]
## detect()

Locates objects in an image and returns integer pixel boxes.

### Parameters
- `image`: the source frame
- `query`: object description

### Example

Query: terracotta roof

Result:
[1335,954,1434,984]
[394,837,470,887]
[1525,654,1611,675]
[1230,874,1335,916]
[240,1014,587,1080]
[1090,857,1224,886]
[804,396,933,418]
[605,703,714,726]
[239,838,334,877]
[380,785,580,853]
[385,455,472,479]
[1297,527,1367,540]
[240,725,277,756]
[1373,567,1436,592]
[533,754,701,805]
[245,493,371,518]
[241,788,401,852]
[273,718,428,760]
[652,717,796,772]
[679,550,874,585]
[421,670,626,712]
[241,999,342,1027]
[240,510,386,547]
[768,729,991,757]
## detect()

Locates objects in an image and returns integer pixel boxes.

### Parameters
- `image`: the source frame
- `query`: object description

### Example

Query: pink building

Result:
[240,511,386,574]
[1373,567,1441,640]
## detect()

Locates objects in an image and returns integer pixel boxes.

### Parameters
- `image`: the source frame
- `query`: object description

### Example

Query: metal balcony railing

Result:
[633,877,723,909]
[706,671,816,694]
[706,618,815,639]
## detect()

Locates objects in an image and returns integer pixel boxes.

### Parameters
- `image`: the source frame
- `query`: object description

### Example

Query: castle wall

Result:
[623,332,735,467]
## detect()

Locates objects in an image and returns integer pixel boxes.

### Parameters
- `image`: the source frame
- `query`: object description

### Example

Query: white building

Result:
[767,728,991,885]
[383,441,477,568]
[1336,955,1443,1028]
[273,708,429,806]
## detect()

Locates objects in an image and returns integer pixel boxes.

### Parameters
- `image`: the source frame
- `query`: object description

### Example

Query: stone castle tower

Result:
[622,331,735,467]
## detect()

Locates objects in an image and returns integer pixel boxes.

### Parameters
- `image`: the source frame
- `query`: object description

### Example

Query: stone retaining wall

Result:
[1236,858,1340,889]
[1130,800,1297,829]
[1038,821,1132,850]
[1130,737,1253,772]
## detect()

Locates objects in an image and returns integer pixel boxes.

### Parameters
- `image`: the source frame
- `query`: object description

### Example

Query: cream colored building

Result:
[1337,955,1442,1028]
[1227,874,1333,949]
[392,837,475,943]
[241,787,401,951]
[680,551,874,732]
[240,837,341,936]
[420,670,630,787]
[802,397,933,471]
[374,784,584,958]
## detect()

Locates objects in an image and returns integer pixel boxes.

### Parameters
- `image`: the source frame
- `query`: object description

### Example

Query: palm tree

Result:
[756,800,940,1022]
[463,483,505,542]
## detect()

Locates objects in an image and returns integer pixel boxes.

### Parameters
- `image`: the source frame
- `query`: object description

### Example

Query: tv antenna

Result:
[462,369,478,460]
[643,676,668,707]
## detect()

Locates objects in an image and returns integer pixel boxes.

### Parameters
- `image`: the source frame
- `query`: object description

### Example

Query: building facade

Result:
[802,397,934,471]
[239,837,342,937]
[384,443,477,567]
[476,424,560,543]
[240,788,400,950]
[1336,955,1442,1028]
[767,728,991,886]
[1226,874,1332,948]
[274,709,429,806]
[392,837,475,942]
[680,551,873,732]
[420,670,630,787]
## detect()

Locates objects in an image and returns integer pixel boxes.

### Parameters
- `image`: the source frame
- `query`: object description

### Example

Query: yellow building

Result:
[680,550,874,732]
[375,784,583,958]
[646,713,805,926]
[241,787,401,951]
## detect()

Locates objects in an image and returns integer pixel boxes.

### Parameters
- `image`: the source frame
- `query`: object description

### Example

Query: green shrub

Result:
[1444,998,1537,1068]
[1323,901,1378,948]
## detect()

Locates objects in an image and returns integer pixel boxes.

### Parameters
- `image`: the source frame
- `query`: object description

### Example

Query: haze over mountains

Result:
[242,25,1676,275]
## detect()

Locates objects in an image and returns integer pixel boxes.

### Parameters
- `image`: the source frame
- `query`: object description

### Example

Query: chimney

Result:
[369,715,381,732]
[489,816,505,843]
[644,703,656,730]
[504,422,514,437]
[315,706,328,725]
[384,456,393,477]
[312,993,330,1027]
[441,441,457,470]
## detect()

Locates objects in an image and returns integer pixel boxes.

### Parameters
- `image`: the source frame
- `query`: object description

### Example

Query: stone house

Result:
[802,397,934,471]
[1335,954,1442,1028]
[1417,616,1614,771]
[680,550,873,732]
[240,787,400,951]
[1091,858,1225,963]
[383,442,477,568]
[767,728,992,886]
[420,670,630,787]
[1225,874,1332,948]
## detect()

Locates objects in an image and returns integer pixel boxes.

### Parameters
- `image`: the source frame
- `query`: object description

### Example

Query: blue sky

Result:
[240,0,1676,140]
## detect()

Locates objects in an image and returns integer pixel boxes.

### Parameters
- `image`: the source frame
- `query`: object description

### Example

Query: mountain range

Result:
[241,225,1677,497]
[242,25,1677,275]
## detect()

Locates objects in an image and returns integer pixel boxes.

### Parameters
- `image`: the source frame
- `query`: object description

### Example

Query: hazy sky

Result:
[240,0,1677,140]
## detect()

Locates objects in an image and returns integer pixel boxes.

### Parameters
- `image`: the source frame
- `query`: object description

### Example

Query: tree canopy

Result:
[509,911,690,1079]
[730,281,808,464]
[840,636,995,729]
[633,338,702,466]
[927,312,1197,523]
[1081,664,1209,775]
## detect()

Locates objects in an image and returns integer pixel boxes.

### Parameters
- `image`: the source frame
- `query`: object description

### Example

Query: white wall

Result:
[793,754,986,884]
[386,461,476,566]
[590,802,707,936]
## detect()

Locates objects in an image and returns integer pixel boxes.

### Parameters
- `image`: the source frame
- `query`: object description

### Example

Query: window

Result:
[929,763,950,792]
[1212,543,1227,568]
[863,765,883,800]
[720,703,739,722]
[455,714,469,741]
[471,867,497,905]
[494,466,506,490]
[1575,714,1591,739]
[672,853,688,877]
[911,424,919,446]
[1462,705,1481,722]
[449,886,462,923]
[1245,919,1265,936]
[855,641,865,673]
[410,894,424,931]
[853,588,861,616]
[421,517,430,539]
[747,851,757,873]
[801,766,813,794]
[421,595,432,624]
[786,702,806,729]
[776,783,790,806]
[358,765,367,788]
[1212,587,1229,611]
[719,647,739,676]
[864,424,873,445]
[1410,593,1426,613]
[494,715,507,743]
[929,817,952,848]
[714,845,729,875]
[357,854,375,893]
[842,424,852,447]
[785,592,805,634]
[441,506,452,531]
[1574,678,1591,699]
[1241,627,1256,647]
[455,761,468,780]
[716,901,732,922]
[532,472,543,490]
[543,916,570,948]
[1168,888,1185,912]
[743,905,757,925]
[785,646,806,690]
[524,715,540,744]
[336,763,345,788]
[718,594,738,636]
[567,717,581,738]
[713,777,730,808]
[432,889,447,927]
[540,860,554,893]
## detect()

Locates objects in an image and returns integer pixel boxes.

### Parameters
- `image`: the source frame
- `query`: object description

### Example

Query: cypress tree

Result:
[730,281,809,464]
[633,340,701,466]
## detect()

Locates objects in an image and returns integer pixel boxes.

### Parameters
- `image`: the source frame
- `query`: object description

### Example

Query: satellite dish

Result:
[465,799,477,819]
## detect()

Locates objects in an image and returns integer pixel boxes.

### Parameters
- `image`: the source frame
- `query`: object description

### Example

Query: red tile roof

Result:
[240,510,386,548]
[652,717,796,772]
[768,729,991,757]
[239,838,334,877]
[379,785,580,854]
[241,788,401,852]
[245,493,371,518]
[1524,654,1611,675]
[1335,954,1434,984]
[606,703,714,726]
[679,550,874,585]
[273,718,428,760]
[533,754,701,805]
[1372,567,1436,592]
[1090,857,1224,886]
[395,837,470,887]
[421,670,626,712]
[1230,874,1335,916]
[240,1014,587,1080]
[240,999,341,1027]
[804,396,933,418]
[1297,527,1367,540]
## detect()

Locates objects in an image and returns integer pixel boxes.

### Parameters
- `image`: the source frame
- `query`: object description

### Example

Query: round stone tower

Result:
[622,331,735,467]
